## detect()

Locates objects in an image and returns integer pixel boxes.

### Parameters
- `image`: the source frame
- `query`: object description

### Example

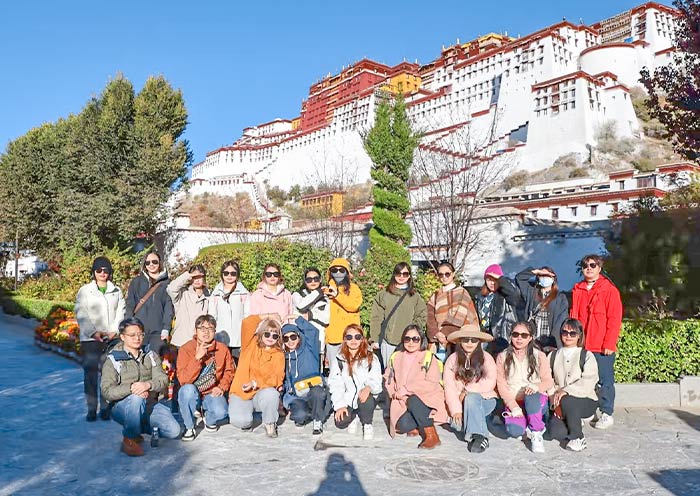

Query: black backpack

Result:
[549,348,588,375]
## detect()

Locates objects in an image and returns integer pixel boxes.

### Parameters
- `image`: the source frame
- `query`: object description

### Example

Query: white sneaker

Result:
[593,413,614,430]
[528,429,545,453]
[566,437,587,452]
[347,416,360,435]
[363,424,374,440]
[312,420,323,435]
[182,428,196,441]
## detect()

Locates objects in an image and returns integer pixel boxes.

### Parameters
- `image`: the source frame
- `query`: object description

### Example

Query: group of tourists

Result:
[74,251,622,457]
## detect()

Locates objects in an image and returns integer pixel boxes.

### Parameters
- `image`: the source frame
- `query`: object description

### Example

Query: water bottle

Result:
[151,427,159,448]
[435,344,447,363]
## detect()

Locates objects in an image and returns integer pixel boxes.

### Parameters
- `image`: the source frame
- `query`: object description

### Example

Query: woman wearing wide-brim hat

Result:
[443,323,498,453]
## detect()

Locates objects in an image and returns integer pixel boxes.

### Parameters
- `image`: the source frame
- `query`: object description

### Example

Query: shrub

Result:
[502,170,529,191]
[0,292,74,320]
[615,319,700,382]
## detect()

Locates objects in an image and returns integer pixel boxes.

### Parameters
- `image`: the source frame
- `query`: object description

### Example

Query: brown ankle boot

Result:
[406,429,419,437]
[122,437,145,457]
[418,425,441,449]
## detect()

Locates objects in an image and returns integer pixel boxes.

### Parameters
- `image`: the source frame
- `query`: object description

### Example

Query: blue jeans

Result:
[178,384,229,429]
[594,352,616,415]
[289,386,327,424]
[452,393,497,439]
[111,394,181,439]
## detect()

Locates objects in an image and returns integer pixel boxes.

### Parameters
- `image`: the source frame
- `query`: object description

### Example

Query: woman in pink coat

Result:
[248,264,294,322]
[384,324,448,449]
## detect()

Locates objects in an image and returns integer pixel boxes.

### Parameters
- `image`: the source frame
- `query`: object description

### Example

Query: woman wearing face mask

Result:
[125,251,174,356]
[248,263,294,323]
[427,262,479,362]
[515,266,569,350]
[384,324,448,449]
[209,260,249,363]
[292,267,330,365]
[324,258,363,368]
[228,318,286,438]
[475,264,522,355]
[167,264,210,348]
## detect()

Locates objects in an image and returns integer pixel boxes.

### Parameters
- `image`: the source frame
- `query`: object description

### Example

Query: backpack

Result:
[388,350,444,387]
[549,348,588,376]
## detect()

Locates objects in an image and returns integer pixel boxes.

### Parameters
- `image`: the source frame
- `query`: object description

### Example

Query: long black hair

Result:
[299,267,322,293]
[503,321,539,381]
[395,324,428,352]
[386,262,416,296]
[455,339,486,384]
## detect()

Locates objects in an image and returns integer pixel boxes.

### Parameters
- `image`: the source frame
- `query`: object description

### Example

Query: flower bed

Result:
[34,307,81,362]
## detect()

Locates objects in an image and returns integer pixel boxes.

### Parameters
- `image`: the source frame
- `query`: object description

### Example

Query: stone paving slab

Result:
[2,313,700,496]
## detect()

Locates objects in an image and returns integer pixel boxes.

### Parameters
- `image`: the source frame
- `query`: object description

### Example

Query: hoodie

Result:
[282,317,322,408]
[125,267,173,344]
[209,281,250,348]
[248,282,294,319]
[325,258,363,345]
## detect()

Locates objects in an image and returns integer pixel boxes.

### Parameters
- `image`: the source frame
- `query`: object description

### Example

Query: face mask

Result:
[538,276,554,288]
[331,272,346,283]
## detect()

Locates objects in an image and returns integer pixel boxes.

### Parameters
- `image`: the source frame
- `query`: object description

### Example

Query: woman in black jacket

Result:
[125,251,174,356]
[475,264,522,356]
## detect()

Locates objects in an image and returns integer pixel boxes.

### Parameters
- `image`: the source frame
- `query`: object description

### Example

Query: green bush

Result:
[0,293,74,320]
[615,319,700,382]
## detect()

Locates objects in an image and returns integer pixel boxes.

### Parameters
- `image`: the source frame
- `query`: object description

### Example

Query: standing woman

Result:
[209,260,249,363]
[328,324,382,440]
[248,263,294,323]
[476,264,522,354]
[125,250,173,356]
[229,318,286,438]
[496,321,554,453]
[515,266,569,351]
[547,319,599,452]
[75,256,126,421]
[444,324,497,453]
[427,262,479,361]
[292,267,330,364]
[324,258,363,368]
[370,262,427,370]
[384,325,448,449]
[166,264,210,348]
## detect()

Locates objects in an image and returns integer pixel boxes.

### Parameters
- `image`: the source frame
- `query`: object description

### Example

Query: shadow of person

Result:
[307,452,368,496]
[671,409,700,432]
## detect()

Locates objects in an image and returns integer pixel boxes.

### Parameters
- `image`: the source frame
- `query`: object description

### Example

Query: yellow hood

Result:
[327,258,352,282]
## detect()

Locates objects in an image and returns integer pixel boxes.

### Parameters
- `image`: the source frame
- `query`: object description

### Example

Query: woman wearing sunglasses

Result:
[546,319,599,452]
[384,324,448,449]
[324,258,363,369]
[248,263,293,323]
[476,264,522,355]
[209,260,249,363]
[281,316,327,435]
[370,262,427,370]
[426,262,479,362]
[292,267,330,363]
[327,324,382,440]
[229,318,285,438]
[495,321,554,453]
[76,256,126,422]
[444,324,497,453]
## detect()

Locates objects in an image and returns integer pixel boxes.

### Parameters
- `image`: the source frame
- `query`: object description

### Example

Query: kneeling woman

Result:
[384,325,448,449]
[495,321,554,453]
[444,324,497,453]
[546,318,599,452]
[282,316,327,435]
[328,324,382,440]
[229,319,285,438]
[101,318,181,457]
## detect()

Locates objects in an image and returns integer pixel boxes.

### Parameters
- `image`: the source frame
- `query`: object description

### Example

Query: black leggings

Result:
[335,395,376,428]
[395,395,434,434]
[547,395,598,441]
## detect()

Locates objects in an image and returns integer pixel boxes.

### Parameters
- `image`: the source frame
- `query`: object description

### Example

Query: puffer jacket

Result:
[327,352,382,410]
[282,317,322,408]
[166,271,210,347]
[209,281,249,348]
[125,269,173,344]
[75,280,126,342]
[101,342,169,404]
[325,258,363,345]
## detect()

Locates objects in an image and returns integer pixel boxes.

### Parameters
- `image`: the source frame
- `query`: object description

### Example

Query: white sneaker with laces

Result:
[312,420,323,435]
[182,428,196,441]
[593,412,614,430]
[362,424,374,440]
[528,429,545,453]
[347,416,360,434]
[566,437,587,452]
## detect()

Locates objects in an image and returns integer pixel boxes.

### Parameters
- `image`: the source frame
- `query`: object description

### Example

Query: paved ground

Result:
[2,312,700,496]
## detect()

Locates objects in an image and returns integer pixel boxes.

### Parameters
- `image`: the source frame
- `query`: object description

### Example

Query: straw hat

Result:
[447,323,494,343]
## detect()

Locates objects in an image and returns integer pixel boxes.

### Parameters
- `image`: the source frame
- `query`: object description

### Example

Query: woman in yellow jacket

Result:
[324,258,363,369]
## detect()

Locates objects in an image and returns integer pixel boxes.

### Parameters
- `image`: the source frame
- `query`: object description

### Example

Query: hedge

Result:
[0,293,75,321]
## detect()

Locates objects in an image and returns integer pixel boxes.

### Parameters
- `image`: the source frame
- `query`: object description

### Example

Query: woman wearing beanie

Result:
[209,260,249,364]
[515,266,569,351]
[75,256,126,422]
[324,258,363,368]
[476,263,522,354]
[248,263,294,323]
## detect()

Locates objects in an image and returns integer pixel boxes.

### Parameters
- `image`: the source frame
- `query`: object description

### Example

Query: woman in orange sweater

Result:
[228,318,285,438]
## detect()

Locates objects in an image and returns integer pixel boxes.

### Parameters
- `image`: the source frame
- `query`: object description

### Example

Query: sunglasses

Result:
[264,271,281,278]
[438,271,452,278]
[145,259,160,266]
[330,267,347,274]
[395,271,411,277]
[344,333,364,341]
[459,337,480,344]
[582,262,598,269]
[560,330,580,337]
[283,334,299,343]
[403,335,421,343]
[222,271,238,277]
[94,268,110,274]
[263,332,280,340]
[305,276,321,283]
[511,332,531,339]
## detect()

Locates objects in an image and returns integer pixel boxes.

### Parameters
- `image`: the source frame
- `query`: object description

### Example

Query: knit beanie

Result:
[483,264,504,279]
[92,256,113,275]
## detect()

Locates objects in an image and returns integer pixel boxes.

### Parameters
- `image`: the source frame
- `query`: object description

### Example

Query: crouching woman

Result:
[101,318,181,457]
[444,323,497,453]
[228,318,285,438]
[384,325,448,449]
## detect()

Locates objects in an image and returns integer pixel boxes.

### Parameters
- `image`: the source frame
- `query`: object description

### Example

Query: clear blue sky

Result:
[0,0,663,168]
